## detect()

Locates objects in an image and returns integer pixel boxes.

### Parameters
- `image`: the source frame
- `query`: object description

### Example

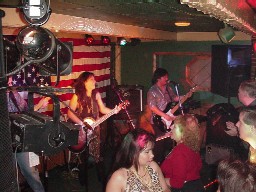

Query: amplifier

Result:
[10,111,79,156]
[107,85,143,119]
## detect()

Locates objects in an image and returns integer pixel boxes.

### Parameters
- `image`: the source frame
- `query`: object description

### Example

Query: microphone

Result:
[168,80,179,86]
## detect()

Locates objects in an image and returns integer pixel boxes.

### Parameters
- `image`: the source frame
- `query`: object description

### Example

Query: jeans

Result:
[16,152,45,192]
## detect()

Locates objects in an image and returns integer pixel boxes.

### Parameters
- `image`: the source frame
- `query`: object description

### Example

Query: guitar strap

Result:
[166,86,174,102]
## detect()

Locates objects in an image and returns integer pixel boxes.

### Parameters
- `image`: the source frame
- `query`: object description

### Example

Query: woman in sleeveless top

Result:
[106,128,170,192]
[68,71,114,162]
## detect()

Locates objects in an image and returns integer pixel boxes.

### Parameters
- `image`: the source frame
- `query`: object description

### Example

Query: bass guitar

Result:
[69,100,129,153]
[153,85,198,133]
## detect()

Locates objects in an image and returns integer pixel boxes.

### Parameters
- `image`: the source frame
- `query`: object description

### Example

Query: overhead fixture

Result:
[218,24,235,44]
[130,38,141,46]
[174,22,190,27]
[22,0,51,26]
[101,36,111,45]
[117,37,127,46]
[16,26,73,76]
[85,34,94,45]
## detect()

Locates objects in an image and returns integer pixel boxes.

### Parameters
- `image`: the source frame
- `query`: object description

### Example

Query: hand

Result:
[164,114,175,121]
[36,97,50,110]
[225,121,238,136]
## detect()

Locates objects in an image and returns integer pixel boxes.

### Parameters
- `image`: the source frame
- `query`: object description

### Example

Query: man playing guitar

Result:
[147,68,193,164]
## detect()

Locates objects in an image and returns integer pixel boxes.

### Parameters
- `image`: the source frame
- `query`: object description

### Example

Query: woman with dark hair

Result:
[161,114,204,192]
[217,159,256,192]
[67,72,122,184]
[106,128,170,192]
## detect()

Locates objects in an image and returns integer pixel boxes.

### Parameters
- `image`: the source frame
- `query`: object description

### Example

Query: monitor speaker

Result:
[211,45,251,97]
[107,85,143,119]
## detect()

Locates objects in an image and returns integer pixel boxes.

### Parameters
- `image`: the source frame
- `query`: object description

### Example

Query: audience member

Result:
[106,128,170,192]
[226,80,256,136]
[217,159,256,192]
[236,107,256,163]
[161,114,204,192]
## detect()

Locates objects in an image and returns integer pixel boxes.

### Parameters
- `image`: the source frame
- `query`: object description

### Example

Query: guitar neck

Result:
[170,91,192,114]
[170,86,197,114]
[92,108,117,128]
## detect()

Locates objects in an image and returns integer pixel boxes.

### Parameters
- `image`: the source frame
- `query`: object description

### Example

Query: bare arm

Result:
[34,97,50,111]
[106,169,126,192]
[96,92,112,114]
[67,94,83,125]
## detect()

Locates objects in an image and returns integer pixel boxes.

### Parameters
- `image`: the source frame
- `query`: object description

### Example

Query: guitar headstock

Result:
[119,100,130,109]
[191,85,198,91]
[114,100,130,114]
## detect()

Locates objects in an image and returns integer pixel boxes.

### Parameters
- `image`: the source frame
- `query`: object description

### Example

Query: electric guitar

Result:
[156,131,172,142]
[68,100,129,153]
[153,85,198,133]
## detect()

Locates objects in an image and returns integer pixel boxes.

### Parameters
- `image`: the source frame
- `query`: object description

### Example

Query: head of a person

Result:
[73,72,95,98]
[114,128,155,172]
[217,159,256,192]
[236,108,256,144]
[151,68,169,85]
[171,114,201,151]
[238,80,256,106]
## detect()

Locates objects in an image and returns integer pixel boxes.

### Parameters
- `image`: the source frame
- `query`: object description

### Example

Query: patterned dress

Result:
[125,165,163,192]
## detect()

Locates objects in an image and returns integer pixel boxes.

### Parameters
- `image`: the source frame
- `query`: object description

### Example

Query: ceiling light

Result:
[16,26,73,76]
[218,24,235,43]
[130,38,141,46]
[85,34,94,45]
[117,37,127,46]
[101,36,111,45]
[22,0,51,26]
[174,22,191,27]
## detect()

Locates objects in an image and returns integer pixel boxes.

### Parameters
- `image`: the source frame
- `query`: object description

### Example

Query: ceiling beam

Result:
[1,8,177,41]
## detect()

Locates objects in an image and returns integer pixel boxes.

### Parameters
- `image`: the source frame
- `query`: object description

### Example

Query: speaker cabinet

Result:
[211,45,251,97]
[107,85,143,119]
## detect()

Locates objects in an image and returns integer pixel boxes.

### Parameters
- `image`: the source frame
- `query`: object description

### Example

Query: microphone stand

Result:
[113,87,136,130]
[173,84,184,115]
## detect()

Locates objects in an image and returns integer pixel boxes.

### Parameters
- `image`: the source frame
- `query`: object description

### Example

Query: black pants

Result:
[171,179,205,192]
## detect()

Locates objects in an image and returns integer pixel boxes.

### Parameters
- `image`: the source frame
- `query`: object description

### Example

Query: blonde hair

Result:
[174,114,201,151]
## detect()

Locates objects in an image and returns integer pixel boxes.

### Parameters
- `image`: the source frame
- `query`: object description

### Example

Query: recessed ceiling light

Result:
[174,22,191,27]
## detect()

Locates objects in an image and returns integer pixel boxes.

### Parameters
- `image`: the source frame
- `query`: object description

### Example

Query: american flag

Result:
[8,36,111,119]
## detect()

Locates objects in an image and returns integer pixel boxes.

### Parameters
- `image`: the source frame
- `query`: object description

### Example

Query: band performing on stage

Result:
[1,2,256,191]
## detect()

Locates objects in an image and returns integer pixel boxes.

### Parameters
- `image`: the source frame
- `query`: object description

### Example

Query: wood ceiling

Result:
[0,0,255,37]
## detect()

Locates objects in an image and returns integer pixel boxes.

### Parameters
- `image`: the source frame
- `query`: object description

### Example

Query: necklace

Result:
[85,97,93,114]
[131,167,152,190]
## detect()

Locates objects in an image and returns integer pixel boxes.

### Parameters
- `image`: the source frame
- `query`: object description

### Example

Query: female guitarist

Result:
[67,71,121,185]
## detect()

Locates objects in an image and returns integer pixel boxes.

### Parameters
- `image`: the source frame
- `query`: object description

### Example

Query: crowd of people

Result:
[8,67,256,192]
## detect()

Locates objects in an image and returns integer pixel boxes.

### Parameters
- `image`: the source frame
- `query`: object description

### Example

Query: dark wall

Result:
[120,40,251,107]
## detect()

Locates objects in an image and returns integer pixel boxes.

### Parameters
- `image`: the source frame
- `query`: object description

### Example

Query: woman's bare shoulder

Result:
[111,168,128,180]
[106,168,128,192]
